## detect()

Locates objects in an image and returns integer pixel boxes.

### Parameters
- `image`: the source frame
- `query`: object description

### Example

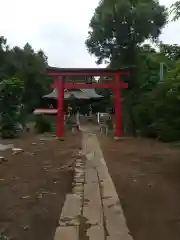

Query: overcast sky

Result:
[0,0,179,68]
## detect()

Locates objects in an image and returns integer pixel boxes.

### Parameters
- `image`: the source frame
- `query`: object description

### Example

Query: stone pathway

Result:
[54,127,133,240]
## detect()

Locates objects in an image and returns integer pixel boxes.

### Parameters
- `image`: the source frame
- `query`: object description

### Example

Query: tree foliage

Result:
[86,0,180,142]
[0,77,24,138]
[0,36,51,137]
[0,37,49,111]
[135,55,180,141]
[170,1,180,21]
[86,0,167,65]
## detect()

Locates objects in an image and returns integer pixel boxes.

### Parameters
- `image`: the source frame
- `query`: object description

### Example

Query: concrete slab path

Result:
[54,126,133,240]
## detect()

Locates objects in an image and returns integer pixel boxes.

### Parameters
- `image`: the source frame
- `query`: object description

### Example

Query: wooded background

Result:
[1,0,180,141]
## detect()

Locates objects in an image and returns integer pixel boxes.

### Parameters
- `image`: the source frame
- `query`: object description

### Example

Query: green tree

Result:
[0,37,49,111]
[134,44,180,141]
[0,78,24,138]
[86,0,167,65]
[86,0,167,135]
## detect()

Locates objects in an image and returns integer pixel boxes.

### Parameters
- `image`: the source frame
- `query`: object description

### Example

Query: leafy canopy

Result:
[86,0,167,65]
[0,77,24,138]
[0,38,49,111]
[170,1,180,21]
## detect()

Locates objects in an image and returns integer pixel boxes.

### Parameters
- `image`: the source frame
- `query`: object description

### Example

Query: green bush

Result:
[0,113,17,138]
[34,115,52,133]
[0,78,24,139]
[0,233,10,240]
[153,120,180,142]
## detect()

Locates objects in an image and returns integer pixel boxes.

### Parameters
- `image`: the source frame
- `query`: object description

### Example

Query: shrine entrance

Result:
[47,67,129,138]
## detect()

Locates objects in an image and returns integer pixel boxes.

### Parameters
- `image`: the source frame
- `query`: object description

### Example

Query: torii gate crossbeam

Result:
[47,67,129,138]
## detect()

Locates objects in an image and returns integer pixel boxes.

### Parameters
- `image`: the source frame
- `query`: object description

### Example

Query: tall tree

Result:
[86,0,167,66]
[0,38,49,111]
[86,0,167,135]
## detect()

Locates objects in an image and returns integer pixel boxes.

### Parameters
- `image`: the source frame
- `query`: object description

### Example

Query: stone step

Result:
[54,226,78,240]
[82,131,133,240]
[85,167,98,183]
[86,225,105,240]
[83,180,105,240]
[59,194,82,226]
[54,128,133,240]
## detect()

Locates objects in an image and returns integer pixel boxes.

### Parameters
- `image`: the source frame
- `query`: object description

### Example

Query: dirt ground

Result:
[99,136,180,240]
[0,132,81,240]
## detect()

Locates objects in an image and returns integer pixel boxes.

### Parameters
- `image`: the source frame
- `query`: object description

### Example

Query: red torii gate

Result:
[47,67,129,138]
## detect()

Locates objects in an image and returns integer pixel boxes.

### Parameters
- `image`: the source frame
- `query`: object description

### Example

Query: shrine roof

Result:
[43,88,103,99]
[47,66,134,75]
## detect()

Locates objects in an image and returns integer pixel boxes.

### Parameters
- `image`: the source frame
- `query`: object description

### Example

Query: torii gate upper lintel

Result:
[47,67,129,138]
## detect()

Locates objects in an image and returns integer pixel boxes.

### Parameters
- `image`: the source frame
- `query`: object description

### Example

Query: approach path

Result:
[54,125,133,240]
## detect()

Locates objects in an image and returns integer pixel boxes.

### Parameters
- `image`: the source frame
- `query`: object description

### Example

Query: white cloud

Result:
[0,0,179,68]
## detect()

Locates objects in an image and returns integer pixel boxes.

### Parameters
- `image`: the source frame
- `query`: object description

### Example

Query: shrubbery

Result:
[34,115,52,133]
[135,76,180,142]
[0,78,24,138]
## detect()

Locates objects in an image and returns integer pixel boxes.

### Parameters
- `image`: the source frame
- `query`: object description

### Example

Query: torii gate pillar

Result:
[56,76,64,137]
[114,72,123,138]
